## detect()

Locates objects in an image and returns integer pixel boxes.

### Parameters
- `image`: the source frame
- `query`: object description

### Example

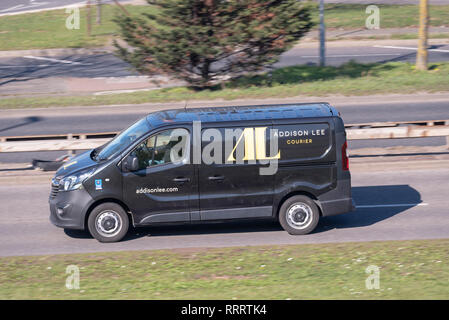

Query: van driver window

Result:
[131,128,189,169]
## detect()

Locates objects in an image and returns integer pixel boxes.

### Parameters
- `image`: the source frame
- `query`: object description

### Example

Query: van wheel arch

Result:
[276,191,322,218]
[84,198,133,230]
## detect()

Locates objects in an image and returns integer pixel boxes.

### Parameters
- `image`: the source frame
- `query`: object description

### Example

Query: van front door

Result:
[121,127,198,225]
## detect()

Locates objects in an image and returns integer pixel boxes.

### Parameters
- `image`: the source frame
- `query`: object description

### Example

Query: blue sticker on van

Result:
[95,179,102,190]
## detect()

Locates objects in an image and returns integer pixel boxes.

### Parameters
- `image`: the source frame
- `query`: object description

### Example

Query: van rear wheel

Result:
[88,203,129,243]
[279,195,319,235]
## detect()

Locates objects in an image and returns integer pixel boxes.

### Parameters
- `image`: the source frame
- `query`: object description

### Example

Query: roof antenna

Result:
[184,100,188,111]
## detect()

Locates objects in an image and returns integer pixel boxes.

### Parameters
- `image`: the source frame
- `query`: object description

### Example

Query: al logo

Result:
[227,127,280,162]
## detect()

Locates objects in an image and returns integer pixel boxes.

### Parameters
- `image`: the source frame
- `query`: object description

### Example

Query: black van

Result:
[50,103,354,242]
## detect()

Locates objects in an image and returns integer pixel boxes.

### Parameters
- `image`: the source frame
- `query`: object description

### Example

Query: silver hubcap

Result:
[286,203,313,230]
[95,211,122,237]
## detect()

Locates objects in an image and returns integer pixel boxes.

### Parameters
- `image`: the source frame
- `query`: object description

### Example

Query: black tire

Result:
[87,203,129,243]
[278,195,320,235]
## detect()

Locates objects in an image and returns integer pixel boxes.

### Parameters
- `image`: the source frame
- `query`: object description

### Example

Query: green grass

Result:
[0,239,448,299]
[0,5,155,50]
[1,61,448,109]
[0,4,448,51]
[321,4,449,30]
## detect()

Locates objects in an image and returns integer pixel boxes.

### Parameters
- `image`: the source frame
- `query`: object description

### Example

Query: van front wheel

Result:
[279,195,319,235]
[88,203,129,243]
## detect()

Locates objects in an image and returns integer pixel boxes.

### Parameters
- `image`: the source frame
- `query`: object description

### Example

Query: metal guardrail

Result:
[0,132,117,142]
[0,120,448,153]
[344,119,449,129]
[346,119,449,141]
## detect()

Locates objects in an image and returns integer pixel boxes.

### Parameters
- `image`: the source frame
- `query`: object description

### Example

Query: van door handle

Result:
[173,177,190,183]
[208,175,224,181]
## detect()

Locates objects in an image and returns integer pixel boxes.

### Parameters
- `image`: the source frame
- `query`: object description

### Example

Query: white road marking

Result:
[23,55,87,65]
[0,1,48,13]
[0,64,53,69]
[0,1,84,17]
[94,88,154,95]
[374,45,449,53]
[301,53,401,58]
[0,5,25,13]
[357,203,429,208]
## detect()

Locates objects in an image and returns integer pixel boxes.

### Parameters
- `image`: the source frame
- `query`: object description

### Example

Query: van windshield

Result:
[93,118,151,161]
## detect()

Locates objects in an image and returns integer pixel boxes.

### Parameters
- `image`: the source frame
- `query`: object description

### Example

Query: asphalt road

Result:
[1,98,448,163]
[0,54,139,80]
[2,100,449,136]
[0,161,447,257]
[274,43,449,68]
[1,44,449,82]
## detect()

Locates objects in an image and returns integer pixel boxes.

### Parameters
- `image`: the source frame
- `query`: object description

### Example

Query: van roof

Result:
[146,103,336,127]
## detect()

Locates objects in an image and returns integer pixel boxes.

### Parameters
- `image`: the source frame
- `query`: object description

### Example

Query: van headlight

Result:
[61,168,95,191]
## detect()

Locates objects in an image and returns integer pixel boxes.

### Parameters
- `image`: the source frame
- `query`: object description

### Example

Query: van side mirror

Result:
[123,155,139,172]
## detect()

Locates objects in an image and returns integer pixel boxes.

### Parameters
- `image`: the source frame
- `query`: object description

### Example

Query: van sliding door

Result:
[198,126,275,220]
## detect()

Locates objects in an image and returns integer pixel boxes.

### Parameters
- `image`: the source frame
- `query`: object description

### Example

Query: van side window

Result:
[131,128,189,169]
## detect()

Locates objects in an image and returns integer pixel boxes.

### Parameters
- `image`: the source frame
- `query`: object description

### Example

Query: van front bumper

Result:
[49,187,93,230]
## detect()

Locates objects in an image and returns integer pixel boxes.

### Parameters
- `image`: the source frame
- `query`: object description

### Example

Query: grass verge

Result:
[0,4,448,51]
[1,62,448,109]
[0,5,152,51]
[0,239,448,299]
[322,4,449,30]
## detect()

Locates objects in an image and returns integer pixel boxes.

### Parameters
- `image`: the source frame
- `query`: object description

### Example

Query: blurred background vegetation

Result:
[0,3,448,51]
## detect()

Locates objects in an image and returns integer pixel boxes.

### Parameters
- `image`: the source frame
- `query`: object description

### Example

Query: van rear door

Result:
[271,118,337,200]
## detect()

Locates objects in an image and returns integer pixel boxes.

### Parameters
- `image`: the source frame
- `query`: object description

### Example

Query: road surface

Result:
[0,160,447,256]
[2,98,449,136]
[274,43,449,68]
[1,44,449,87]
[1,97,448,163]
